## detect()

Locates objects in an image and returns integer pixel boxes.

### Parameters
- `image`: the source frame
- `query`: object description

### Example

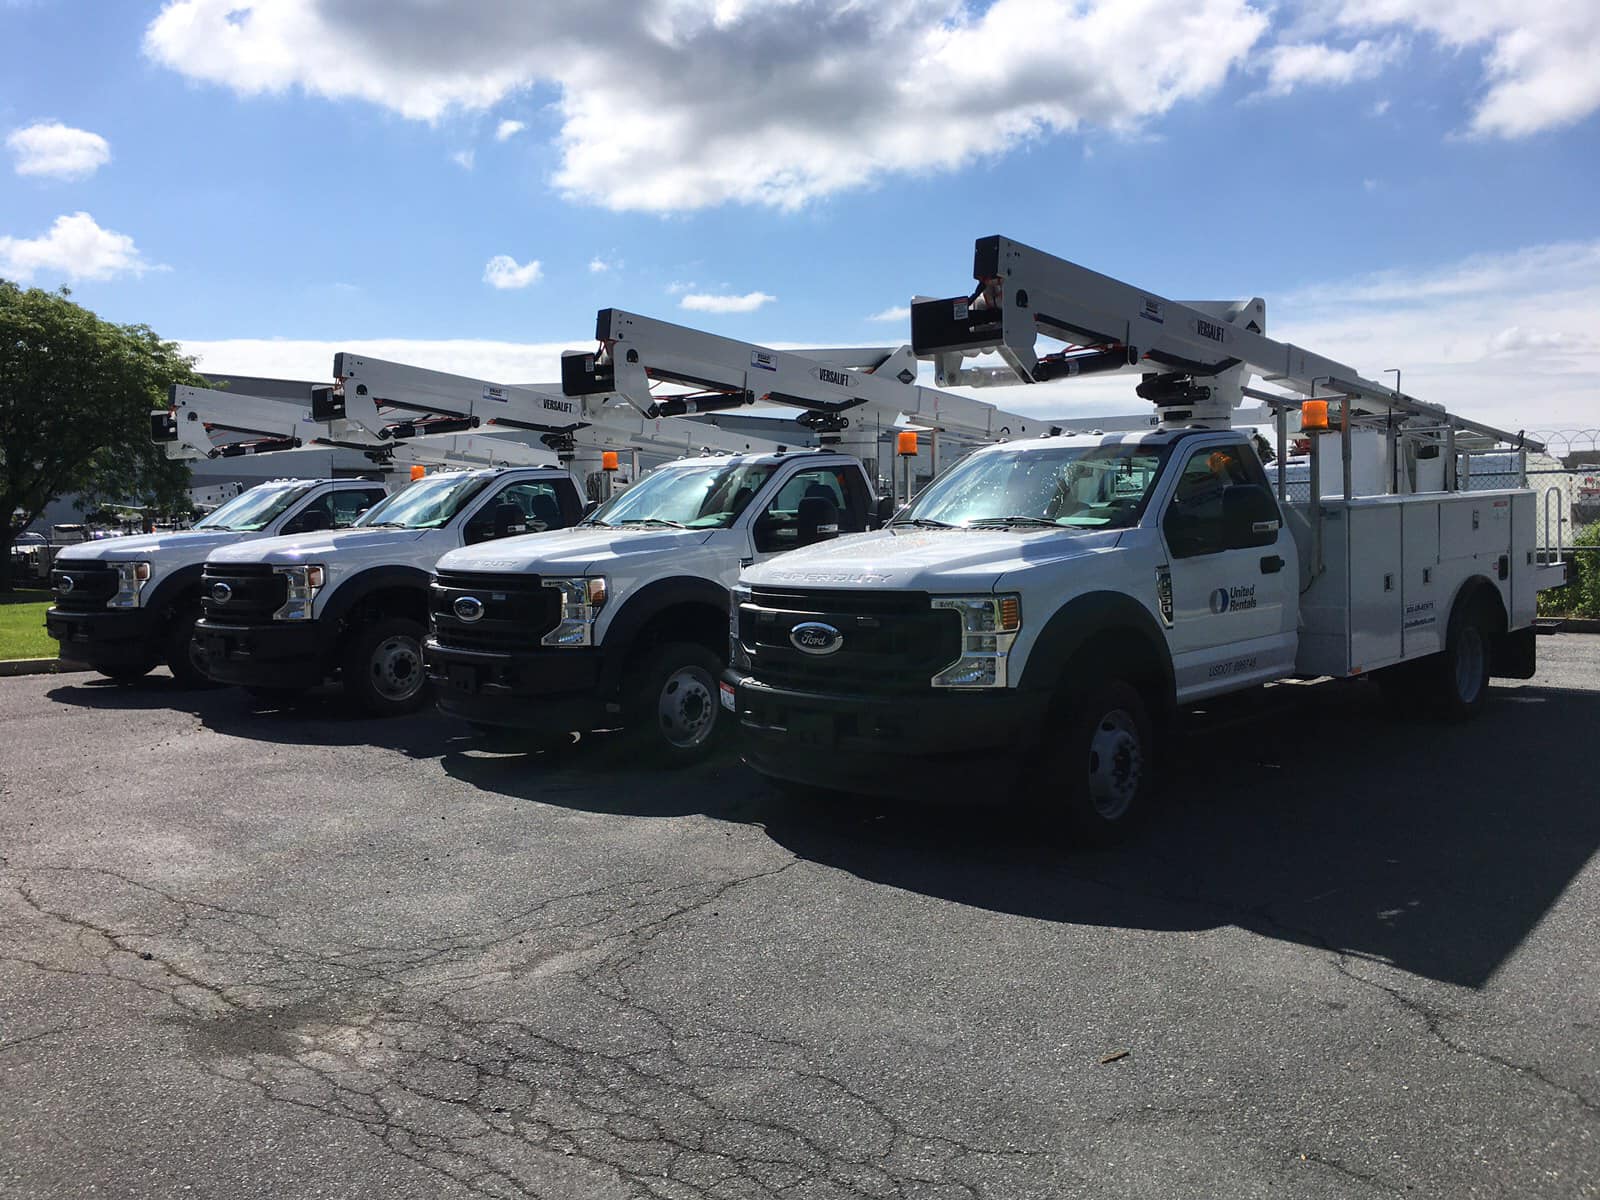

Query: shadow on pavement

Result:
[45,675,462,758]
[450,679,1600,990]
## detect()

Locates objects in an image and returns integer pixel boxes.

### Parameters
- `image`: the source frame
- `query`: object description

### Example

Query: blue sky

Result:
[2,0,1597,431]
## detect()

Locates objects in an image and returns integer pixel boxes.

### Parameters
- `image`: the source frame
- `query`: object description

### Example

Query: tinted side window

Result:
[281,492,333,534]
[1163,446,1266,558]
[332,489,384,527]
[765,468,865,533]
[469,481,566,539]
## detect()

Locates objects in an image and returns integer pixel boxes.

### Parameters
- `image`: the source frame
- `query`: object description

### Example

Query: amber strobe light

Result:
[896,430,919,456]
[601,451,619,471]
[1301,400,1330,431]
[410,465,426,480]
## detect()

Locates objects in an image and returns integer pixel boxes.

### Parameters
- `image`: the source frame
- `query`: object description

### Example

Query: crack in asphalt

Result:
[0,861,1075,1199]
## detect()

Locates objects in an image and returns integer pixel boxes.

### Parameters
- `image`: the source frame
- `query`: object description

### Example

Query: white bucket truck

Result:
[722,236,1568,840]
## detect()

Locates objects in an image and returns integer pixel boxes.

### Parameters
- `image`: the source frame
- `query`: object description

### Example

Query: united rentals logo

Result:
[1210,584,1257,614]
[789,621,843,656]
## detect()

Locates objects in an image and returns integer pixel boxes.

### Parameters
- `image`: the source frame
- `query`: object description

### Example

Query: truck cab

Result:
[196,466,582,714]
[46,477,389,686]
[427,448,883,760]
[726,429,1305,831]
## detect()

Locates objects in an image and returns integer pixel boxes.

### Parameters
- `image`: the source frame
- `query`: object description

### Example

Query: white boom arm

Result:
[156,385,557,467]
[911,235,1539,450]
[559,309,1059,443]
[327,354,789,461]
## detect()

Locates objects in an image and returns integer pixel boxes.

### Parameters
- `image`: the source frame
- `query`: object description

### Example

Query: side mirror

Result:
[582,500,601,518]
[1222,485,1281,550]
[796,496,841,547]
[872,495,896,528]
[492,501,528,540]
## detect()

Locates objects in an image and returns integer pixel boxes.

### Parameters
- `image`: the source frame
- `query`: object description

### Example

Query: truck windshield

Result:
[194,483,316,532]
[585,462,775,529]
[355,474,490,529]
[899,443,1168,530]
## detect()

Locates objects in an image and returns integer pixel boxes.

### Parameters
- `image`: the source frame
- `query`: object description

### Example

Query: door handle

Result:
[1260,555,1285,574]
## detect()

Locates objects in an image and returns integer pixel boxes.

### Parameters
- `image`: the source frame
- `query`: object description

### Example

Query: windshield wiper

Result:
[965,516,1061,528]
[890,517,955,529]
[362,521,409,529]
[619,518,687,529]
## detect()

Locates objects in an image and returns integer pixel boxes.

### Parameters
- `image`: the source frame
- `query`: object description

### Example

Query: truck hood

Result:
[437,525,713,576]
[52,529,238,563]
[746,527,1123,592]
[206,528,429,564]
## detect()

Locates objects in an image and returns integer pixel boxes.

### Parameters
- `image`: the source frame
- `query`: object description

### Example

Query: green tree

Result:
[0,281,198,590]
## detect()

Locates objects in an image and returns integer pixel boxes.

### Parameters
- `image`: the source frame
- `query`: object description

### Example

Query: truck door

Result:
[745,463,870,567]
[460,479,570,546]
[1159,443,1296,699]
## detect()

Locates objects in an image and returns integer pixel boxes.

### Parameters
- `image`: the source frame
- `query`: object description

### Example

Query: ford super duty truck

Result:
[196,466,583,714]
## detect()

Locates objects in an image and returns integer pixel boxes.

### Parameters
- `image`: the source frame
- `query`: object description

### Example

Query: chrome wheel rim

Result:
[658,665,716,750]
[1086,708,1142,821]
[1455,624,1486,704]
[371,635,423,702]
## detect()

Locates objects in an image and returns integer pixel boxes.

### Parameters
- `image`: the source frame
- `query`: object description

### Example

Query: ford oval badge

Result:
[453,595,485,623]
[58,575,74,593]
[790,621,842,656]
[209,582,232,603]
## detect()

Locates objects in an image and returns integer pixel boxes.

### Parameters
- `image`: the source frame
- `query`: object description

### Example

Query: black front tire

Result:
[164,608,218,690]
[1028,679,1156,846]
[625,642,726,765]
[341,617,429,717]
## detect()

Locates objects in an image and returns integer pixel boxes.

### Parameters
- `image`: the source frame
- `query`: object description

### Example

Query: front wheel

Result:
[626,642,725,765]
[1029,679,1156,845]
[164,608,218,690]
[342,617,429,717]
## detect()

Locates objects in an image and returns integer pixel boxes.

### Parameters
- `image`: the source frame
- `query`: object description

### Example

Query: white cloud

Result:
[868,305,910,323]
[1257,36,1403,96]
[7,122,112,180]
[451,148,475,170]
[1371,98,1390,116]
[494,119,526,142]
[142,0,1269,211]
[1326,0,1600,137]
[679,291,775,314]
[588,257,609,273]
[482,254,542,289]
[665,280,696,295]
[0,211,152,282]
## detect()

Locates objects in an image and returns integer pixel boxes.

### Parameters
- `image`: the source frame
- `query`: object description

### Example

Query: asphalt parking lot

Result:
[2,636,1597,1199]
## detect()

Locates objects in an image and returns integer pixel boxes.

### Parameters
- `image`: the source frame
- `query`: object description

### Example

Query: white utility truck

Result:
[196,463,585,715]
[723,236,1568,839]
[423,310,1049,760]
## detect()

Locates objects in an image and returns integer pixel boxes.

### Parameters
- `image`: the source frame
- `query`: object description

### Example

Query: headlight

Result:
[108,561,152,609]
[730,585,752,670]
[541,576,608,647]
[272,564,326,621]
[931,593,1021,688]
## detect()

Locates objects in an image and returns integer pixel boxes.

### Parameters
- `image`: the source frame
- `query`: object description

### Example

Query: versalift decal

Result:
[1193,317,1229,345]
[814,366,855,389]
[751,351,777,372]
[542,396,575,414]
[1209,584,1257,614]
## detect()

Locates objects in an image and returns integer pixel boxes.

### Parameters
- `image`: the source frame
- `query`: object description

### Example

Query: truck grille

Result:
[429,570,560,652]
[740,587,960,694]
[201,562,288,622]
[50,565,118,611]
